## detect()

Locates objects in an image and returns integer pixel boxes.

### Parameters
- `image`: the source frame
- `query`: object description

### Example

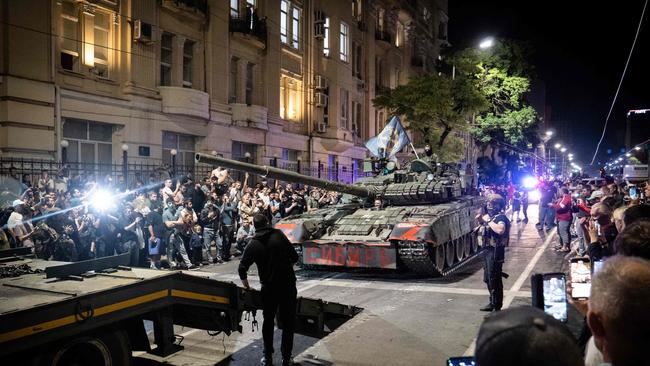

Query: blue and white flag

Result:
[365,115,410,158]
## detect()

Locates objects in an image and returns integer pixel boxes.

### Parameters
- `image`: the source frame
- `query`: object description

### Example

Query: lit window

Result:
[340,88,349,129]
[291,7,300,49]
[376,7,385,33]
[60,0,79,71]
[323,17,330,56]
[352,0,362,20]
[396,21,404,47]
[230,0,239,18]
[280,1,288,44]
[93,11,110,77]
[160,33,173,86]
[340,22,349,62]
[280,75,302,121]
[183,40,194,88]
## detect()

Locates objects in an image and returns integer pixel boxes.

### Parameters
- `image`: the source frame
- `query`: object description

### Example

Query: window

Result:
[328,154,338,181]
[280,75,301,121]
[339,22,349,62]
[183,40,194,88]
[376,7,385,33]
[281,1,301,49]
[232,141,258,183]
[352,0,362,21]
[230,0,239,17]
[323,17,330,56]
[245,62,254,105]
[375,57,384,88]
[162,132,196,167]
[354,101,362,137]
[438,22,448,39]
[229,56,239,103]
[60,0,79,71]
[352,42,362,78]
[63,119,113,171]
[291,7,300,49]
[396,21,404,47]
[340,88,349,129]
[93,11,110,77]
[323,87,330,125]
[160,33,173,86]
[280,1,288,44]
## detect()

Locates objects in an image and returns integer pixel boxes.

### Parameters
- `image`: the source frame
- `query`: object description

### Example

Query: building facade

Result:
[1,0,448,182]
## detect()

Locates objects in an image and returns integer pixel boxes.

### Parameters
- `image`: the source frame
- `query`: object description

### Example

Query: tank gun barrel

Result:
[195,153,375,198]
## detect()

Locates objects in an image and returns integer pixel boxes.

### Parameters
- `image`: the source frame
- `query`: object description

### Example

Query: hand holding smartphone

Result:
[569,257,591,299]
[532,273,568,322]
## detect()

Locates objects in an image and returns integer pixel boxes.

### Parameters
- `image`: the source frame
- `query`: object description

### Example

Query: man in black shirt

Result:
[477,194,510,312]
[536,182,557,232]
[238,214,299,366]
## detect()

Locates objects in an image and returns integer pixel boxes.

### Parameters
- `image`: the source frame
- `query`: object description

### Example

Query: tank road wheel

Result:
[463,234,472,257]
[445,240,456,267]
[470,232,479,253]
[455,237,467,262]
[434,244,446,271]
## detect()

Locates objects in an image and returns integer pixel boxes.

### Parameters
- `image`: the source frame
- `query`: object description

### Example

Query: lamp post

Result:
[170,149,177,177]
[60,139,69,165]
[479,37,495,49]
[541,130,553,175]
[121,144,129,190]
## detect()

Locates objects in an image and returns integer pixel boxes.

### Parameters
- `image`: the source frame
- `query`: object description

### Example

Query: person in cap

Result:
[477,194,510,311]
[475,306,583,366]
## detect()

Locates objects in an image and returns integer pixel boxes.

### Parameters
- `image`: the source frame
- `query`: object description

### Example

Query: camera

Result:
[531,272,568,322]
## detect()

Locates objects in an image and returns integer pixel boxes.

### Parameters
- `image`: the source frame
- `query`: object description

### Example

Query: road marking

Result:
[463,228,557,356]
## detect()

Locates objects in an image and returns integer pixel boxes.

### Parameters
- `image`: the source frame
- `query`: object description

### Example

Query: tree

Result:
[452,40,540,150]
[373,70,486,161]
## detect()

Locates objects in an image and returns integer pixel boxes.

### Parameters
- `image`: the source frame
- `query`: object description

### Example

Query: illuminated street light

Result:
[554,143,562,149]
[626,153,632,157]
[479,37,495,49]
[545,130,553,137]
[568,153,573,158]
[635,146,642,151]
[561,147,567,153]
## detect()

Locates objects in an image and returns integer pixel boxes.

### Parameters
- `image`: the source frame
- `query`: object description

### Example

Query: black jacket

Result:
[238,227,299,287]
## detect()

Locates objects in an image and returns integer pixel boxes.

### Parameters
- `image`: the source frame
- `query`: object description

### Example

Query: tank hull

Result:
[275,196,486,276]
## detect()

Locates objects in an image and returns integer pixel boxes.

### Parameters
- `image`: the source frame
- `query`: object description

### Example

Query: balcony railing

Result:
[375,30,391,44]
[229,16,268,46]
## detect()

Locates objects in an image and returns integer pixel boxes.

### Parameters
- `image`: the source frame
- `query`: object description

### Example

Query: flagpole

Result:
[410,142,420,159]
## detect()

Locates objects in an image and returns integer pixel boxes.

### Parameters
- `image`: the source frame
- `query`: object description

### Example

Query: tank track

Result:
[398,234,485,277]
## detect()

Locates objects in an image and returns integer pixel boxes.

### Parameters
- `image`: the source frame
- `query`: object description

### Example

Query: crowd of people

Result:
[0,167,343,269]
[475,174,650,366]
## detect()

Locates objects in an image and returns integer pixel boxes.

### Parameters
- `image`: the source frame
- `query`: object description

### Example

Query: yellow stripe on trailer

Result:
[171,289,230,304]
[0,290,168,343]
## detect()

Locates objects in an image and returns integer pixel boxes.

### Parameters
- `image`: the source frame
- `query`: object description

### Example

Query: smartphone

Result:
[570,257,592,299]
[593,259,604,274]
[447,357,475,366]
[630,186,638,200]
[542,273,568,322]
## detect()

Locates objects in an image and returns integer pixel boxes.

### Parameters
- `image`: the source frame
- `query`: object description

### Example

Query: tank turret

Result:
[195,153,375,198]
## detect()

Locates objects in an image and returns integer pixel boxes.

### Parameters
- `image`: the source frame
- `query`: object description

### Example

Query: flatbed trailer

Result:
[0,253,360,365]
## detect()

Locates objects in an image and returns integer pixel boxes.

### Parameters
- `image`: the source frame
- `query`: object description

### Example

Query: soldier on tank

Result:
[476,194,510,312]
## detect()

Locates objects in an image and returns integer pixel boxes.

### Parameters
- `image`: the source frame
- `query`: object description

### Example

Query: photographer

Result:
[200,197,220,264]
[586,203,617,262]
[477,194,510,312]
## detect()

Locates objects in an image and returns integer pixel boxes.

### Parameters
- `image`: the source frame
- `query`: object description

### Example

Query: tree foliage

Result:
[373,70,486,161]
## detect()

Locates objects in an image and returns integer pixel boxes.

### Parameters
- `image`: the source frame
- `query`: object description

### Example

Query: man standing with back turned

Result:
[239,214,299,366]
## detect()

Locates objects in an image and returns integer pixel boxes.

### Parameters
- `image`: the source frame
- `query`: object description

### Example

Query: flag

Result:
[365,115,410,158]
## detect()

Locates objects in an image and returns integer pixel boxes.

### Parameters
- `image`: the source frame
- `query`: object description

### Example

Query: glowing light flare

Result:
[528,189,541,202]
[89,190,115,212]
[522,176,539,189]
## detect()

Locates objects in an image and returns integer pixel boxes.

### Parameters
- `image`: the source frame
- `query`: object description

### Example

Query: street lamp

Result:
[170,148,178,177]
[554,143,562,149]
[545,130,553,137]
[60,139,69,165]
[121,144,129,190]
[479,37,495,49]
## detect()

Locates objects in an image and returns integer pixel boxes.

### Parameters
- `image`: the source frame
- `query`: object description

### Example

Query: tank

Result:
[195,153,486,276]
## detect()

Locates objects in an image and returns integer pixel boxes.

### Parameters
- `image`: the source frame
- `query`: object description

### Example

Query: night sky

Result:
[448,0,650,172]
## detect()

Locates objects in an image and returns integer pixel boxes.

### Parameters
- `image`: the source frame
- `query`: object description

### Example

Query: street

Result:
[132,204,576,366]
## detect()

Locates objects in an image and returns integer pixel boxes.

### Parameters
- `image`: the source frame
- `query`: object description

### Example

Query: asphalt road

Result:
[133,204,578,366]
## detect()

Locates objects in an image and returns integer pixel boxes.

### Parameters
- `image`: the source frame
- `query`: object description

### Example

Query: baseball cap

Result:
[12,199,25,207]
[588,190,604,201]
[475,306,583,366]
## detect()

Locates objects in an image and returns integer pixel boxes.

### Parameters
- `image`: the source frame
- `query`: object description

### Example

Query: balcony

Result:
[375,30,392,45]
[229,16,268,49]
[162,0,207,20]
[159,86,209,119]
[231,103,268,130]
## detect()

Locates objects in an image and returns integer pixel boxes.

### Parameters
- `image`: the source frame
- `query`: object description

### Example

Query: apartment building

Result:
[0,0,448,180]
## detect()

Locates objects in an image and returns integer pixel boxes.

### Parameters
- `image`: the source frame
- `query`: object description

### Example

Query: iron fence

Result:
[0,157,371,191]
